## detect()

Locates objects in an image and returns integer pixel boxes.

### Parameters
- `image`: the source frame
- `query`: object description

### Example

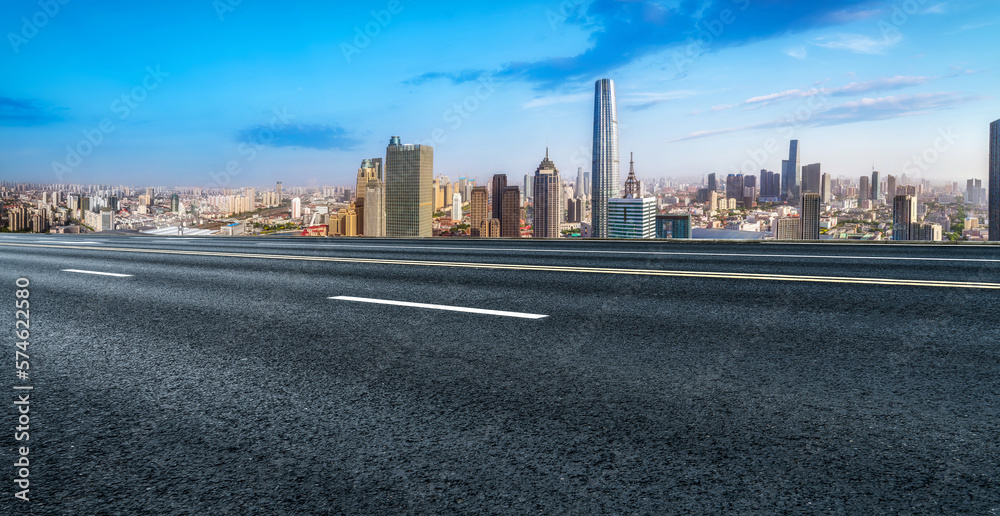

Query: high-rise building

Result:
[871,170,881,200]
[532,149,562,239]
[775,217,800,240]
[470,186,488,235]
[523,173,533,199]
[490,174,507,222]
[608,197,656,239]
[782,140,800,200]
[893,194,918,240]
[291,197,302,219]
[480,219,500,238]
[356,158,382,201]
[500,186,521,238]
[859,176,870,201]
[276,182,283,203]
[800,193,820,240]
[452,193,462,222]
[726,174,743,200]
[364,177,385,237]
[575,167,586,198]
[743,175,757,208]
[170,193,180,213]
[887,175,897,198]
[802,163,821,194]
[991,119,1000,241]
[708,173,717,193]
[655,214,691,239]
[821,173,831,204]
[591,78,620,238]
[385,136,433,238]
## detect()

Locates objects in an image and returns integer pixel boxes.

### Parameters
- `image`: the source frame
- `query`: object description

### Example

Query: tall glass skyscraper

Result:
[385,136,433,238]
[990,119,999,241]
[591,78,619,238]
[532,149,562,239]
[782,140,800,201]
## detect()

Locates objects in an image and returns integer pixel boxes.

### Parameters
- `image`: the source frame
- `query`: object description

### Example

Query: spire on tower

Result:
[624,153,639,199]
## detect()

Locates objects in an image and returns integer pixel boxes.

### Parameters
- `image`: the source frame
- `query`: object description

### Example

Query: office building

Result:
[859,176,870,201]
[575,167,586,198]
[991,119,1000,241]
[821,173,831,203]
[480,218,500,238]
[356,158,382,201]
[800,193,820,240]
[743,175,757,208]
[364,177,385,237]
[385,136,433,238]
[708,172,718,193]
[775,217,801,240]
[470,186,488,236]
[171,193,180,213]
[871,170,881,200]
[726,174,743,200]
[655,214,691,239]
[532,149,562,238]
[608,197,656,239]
[802,163,821,194]
[501,186,521,238]
[523,173,533,199]
[887,175,897,198]
[491,174,507,222]
[591,78,620,238]
[452,193,462,222]
[782,140,800,200]
[893,194,918,241]
[276,182,283,203]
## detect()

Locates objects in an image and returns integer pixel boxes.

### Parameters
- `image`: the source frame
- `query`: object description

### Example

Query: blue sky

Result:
[1,0,997,188]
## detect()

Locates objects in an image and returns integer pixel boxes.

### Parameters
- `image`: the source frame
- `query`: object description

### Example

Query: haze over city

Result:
[2,0,998,186]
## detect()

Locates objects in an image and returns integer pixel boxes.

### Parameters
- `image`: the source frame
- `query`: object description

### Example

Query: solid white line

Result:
[329,296,549,319]
[62,269,133,277]
[262,243,1000,263]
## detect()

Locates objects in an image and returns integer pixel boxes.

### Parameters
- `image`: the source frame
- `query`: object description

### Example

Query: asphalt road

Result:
[0,234,998,514]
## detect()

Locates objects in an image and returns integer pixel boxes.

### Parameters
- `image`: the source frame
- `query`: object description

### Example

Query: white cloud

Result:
[784,45,808,59]
[810,32,902,55]
[522,93,592,109]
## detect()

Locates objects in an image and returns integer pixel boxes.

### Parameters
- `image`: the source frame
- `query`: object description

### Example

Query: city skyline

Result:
[1,1,998,187]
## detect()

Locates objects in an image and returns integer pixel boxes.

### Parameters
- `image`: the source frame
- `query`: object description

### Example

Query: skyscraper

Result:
[708,173,717,192]
[887,175,897,198]
[802,163,821,194]
[575,167,586,198]
[364,176,385,237]
[859,176,870,201]
[532,149,562,239]
[356,158,382,201]
[385,136,433,238]
[783,140,800,200]
[490,174,507,222]
[501,186,521,238]
[291,197,301,219]
[170,193,180,213]
[470,186,488,236]
[871,170,881,200]
[991,119,999,241]
[591,78,620,238]
[893,194,918,241]
[276,182,283,203]
[821,173,831,204]
[800,193,820,240]
[452,193,462,222]
[523,173,533,199]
